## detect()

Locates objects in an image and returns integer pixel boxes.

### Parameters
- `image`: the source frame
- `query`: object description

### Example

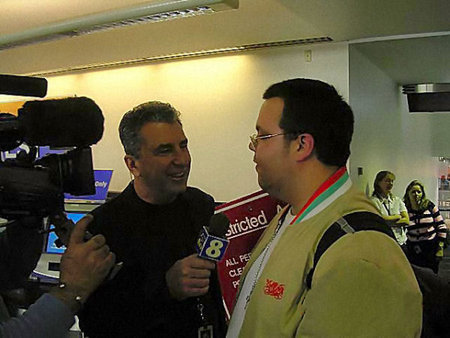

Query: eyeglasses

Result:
[249,132,288,149]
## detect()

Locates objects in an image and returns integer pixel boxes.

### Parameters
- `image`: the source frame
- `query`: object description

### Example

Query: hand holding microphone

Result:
[165,254,215,300]
[165,213,230,301]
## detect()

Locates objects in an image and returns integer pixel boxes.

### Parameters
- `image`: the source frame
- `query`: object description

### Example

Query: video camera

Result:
[0,74,104,229]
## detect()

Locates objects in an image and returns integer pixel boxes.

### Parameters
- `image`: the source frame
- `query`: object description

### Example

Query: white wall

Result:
[23,42,348,202]
[349,45,440,202]
[431,114,450,157]
[4,40,444,204]
[3,39,444,204]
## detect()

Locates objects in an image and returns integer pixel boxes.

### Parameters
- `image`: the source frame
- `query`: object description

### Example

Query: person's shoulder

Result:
[392,195,406,206]
[89,184,133,231]
[339,186,380,215]
[181,187,216,224]
[92,189,126,214]
[369,195,381,204]
[427,200,436,208]
[324,230,407,271]
[98,184,133,206]
[184,187,215,205]
[426,201,442,214]
[391,195,402,201]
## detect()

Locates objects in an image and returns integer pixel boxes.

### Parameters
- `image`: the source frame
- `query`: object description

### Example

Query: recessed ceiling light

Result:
[0,0,239,50]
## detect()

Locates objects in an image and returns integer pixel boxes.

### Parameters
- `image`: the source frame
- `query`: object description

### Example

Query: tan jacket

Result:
[235,186,422,337]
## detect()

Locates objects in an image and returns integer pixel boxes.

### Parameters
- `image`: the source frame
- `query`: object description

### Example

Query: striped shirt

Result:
[406,202,447,242]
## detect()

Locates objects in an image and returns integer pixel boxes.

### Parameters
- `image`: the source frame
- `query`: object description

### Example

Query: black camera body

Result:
[0,74,103,225]
[0,147,94,221]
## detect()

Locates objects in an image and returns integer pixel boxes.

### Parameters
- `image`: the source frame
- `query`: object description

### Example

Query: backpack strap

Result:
[305,211,395,289]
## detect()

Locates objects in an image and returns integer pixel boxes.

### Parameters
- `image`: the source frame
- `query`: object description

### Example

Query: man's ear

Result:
[124,155,140,177]
[293,133,314,162]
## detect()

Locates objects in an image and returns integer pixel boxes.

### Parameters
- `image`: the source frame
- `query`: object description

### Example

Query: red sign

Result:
[215,190,285,318]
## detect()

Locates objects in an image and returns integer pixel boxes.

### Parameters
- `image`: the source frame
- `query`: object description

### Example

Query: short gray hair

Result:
[119,101,181,158]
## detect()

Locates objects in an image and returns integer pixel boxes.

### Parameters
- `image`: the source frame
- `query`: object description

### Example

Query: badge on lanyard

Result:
[198,325,213,338]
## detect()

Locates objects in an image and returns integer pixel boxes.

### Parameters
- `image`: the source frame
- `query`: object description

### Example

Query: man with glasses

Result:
[227,79,422,337]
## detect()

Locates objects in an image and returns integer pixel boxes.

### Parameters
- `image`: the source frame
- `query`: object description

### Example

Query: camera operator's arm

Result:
[0,215,116,338]
[0,219,43,291]
[50,214,116,312]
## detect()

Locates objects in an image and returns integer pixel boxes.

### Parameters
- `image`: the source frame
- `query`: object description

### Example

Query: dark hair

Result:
[372,171,395,197]
[263,78,354,167]
[119,101,181,158]
[403,180,430,211]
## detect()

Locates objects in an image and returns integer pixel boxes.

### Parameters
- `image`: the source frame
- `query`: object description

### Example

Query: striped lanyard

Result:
[290,166,349,225]
[243,167,349,309]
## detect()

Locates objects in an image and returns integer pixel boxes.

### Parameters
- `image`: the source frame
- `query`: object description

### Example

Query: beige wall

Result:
[4,42,346,202]
[349,45,441,202]
[2,39,445,204]
[1,39,445,204]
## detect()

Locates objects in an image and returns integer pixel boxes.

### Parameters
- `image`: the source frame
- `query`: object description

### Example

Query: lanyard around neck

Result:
[290,167,349,225]
[382,199,391,215]
[241,167,349,310]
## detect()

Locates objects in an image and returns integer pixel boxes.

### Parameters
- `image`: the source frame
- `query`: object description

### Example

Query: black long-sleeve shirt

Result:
[78,183,226,338]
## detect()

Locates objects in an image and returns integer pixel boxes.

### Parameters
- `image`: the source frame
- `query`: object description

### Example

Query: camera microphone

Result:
[18,97,104,147]
[0,74,47,98]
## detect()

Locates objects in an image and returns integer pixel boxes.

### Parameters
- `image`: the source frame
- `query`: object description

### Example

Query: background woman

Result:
[371,171,409,246]
[404,180,447,274]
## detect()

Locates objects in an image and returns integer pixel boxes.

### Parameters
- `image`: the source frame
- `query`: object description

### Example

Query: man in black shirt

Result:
[78,101,226,337]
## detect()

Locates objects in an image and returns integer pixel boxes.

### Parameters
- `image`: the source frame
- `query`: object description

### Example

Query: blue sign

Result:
[46,212,86,254]
[64,169,113,202]
[38,146,67,158]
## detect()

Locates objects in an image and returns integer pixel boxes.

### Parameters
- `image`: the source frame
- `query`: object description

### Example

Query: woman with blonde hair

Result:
[404,180,447,273]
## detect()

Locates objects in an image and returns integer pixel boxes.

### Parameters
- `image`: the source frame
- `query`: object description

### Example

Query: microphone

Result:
[0,74,48,98]
[196,212,230,262]
[194,213,230,336]
[18,97,104,147]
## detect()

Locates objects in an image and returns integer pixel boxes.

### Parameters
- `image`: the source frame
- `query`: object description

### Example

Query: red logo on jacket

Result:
[264,279,285,299]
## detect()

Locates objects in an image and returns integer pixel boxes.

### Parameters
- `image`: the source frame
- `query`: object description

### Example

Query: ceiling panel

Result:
[0,0,155,34]
[0,0,449,75]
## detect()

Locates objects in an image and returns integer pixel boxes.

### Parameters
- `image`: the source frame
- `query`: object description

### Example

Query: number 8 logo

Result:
[205,239,224,259]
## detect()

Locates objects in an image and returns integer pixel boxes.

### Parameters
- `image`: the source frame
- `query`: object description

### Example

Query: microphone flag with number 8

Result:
[196,213,230,261]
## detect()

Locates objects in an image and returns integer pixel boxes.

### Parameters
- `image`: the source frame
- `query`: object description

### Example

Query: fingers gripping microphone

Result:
[18,97,104,147]
[196,213,230,262]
